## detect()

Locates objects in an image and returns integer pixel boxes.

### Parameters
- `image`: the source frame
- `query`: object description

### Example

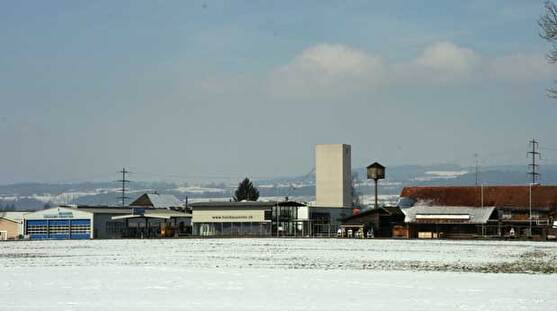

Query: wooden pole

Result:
[374,179,378,208]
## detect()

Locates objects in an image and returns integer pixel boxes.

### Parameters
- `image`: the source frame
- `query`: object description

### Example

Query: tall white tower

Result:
[315,144,352,208]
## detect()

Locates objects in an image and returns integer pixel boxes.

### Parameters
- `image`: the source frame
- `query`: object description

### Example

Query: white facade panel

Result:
[23,207,94,221]
[315,144,352,208]
[193,209,269,223]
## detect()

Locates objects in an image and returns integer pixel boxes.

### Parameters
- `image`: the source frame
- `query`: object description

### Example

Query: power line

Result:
[528,139,541,184]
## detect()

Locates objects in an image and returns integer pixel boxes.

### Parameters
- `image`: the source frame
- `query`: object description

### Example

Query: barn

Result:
[400,185,557,239]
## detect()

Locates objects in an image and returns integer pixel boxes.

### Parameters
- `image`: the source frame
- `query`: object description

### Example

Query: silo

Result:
[315,144,352,208]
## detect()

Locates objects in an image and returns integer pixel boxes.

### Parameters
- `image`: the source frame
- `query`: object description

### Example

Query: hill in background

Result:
[2,164,557,211]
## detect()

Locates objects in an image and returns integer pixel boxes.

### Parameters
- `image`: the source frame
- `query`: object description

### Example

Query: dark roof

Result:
[190,201,305,209]
[342,206,402,222]
[383,206,404,216]
[276,201,306,207]
[400,186,557,210]
[367,162,385,169]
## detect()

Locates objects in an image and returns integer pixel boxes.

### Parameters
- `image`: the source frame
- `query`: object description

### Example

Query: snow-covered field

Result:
[1,239,557,310]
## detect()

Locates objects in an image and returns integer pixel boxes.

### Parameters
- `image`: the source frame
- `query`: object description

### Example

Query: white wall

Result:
[315,144,352,208]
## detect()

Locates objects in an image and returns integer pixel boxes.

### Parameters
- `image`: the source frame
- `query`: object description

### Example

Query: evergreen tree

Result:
[233,178,260,201]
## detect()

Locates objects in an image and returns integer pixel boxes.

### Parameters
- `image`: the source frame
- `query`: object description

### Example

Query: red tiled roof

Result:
[400,185,557,209]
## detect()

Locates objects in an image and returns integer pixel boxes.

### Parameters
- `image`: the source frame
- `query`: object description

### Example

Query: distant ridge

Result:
[2,164,557,210]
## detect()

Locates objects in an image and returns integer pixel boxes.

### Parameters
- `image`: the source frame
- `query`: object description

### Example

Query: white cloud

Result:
[489,53,556,82]
[393,41,481,85]
[267,44,385,98]
[415,41,479,73]
[283,44,384,76]
[266,41,555,99]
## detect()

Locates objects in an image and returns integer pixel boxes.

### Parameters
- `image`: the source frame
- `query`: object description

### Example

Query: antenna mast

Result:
[474,153,479,186]
[527,139,541,184]
[117,168,131,207]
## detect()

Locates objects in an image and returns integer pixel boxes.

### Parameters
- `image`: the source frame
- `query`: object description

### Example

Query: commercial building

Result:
[23,207,103,240]
[191,201,305,237]
[0,212,26,240]
[22,193,191,240]
[399,185,557,239]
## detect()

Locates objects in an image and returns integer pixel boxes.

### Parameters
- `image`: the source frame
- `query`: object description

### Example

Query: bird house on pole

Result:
[367,162,385,208]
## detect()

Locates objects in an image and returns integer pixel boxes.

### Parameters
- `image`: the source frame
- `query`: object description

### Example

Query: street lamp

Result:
[367,162,385,209]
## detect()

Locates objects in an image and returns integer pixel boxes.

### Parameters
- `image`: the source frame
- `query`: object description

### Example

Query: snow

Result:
[414,170,469,181]
[0,187,122,204]
[1,239,557,310]
[174,186,226,193]
[425,170,469,177]
[359,194,400,206]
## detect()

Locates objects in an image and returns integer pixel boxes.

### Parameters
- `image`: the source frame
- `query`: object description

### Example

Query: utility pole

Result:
[527,139,541,238]
[117,168,131,207]
[474,153,479,186]
[529,183,533,237]
[527,139,541,184]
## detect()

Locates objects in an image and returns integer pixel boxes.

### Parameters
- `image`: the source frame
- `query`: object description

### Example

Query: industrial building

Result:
[21,193,191,240]
[307,144,354,235]
[399,185,557,239]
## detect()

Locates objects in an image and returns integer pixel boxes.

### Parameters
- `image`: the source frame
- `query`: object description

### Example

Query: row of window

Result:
[26,224,91,235]
[106,221,127,233]
[195,222,271,236]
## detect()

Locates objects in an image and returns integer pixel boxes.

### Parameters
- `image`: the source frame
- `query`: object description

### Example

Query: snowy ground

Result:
[1,239,557,310]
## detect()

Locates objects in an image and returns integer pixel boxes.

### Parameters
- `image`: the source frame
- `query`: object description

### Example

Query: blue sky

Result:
[1,0,556,184]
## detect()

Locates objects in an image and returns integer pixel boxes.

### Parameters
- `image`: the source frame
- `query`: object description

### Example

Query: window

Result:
[105,221,125,234]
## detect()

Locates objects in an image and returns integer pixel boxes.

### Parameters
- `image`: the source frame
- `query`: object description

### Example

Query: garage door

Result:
[26,219,91,240]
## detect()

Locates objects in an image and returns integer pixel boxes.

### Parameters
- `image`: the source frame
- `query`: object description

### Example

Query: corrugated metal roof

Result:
[401,185,557,210]
[131,193,183,209]
[75,207,133,214]
[0,212,27,222]
[404,205,495,224]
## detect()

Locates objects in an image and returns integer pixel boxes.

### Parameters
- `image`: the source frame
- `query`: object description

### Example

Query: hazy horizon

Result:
[2,1,557,184]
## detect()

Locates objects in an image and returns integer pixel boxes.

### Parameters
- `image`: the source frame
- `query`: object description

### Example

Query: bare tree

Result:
[351,172,361,209]
[539,1,557,97]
